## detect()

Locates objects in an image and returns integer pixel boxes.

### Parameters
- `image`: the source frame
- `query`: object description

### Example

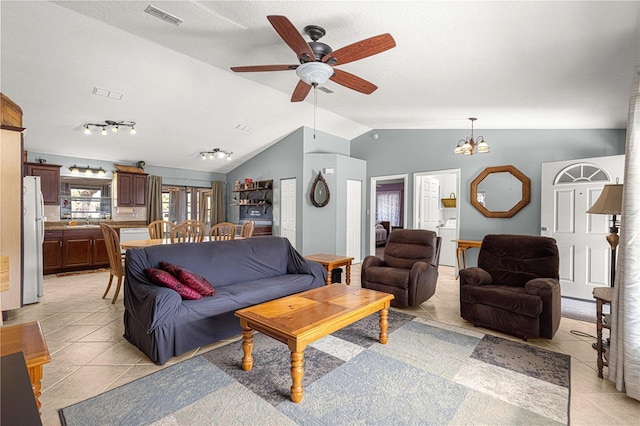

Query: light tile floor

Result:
[4,265,640,425]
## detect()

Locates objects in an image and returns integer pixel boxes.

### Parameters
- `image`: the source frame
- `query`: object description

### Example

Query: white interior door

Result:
[541,155,624,299]
[346,179,361,263]
[280,178,296,249]
[415,175,440,231]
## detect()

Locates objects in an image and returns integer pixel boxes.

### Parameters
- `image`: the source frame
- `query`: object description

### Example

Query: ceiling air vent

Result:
[144,5,184,26]
[318,86,335,94]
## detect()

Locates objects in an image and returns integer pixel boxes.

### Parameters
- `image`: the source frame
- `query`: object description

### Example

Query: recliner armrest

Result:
[459,267,492,286]
[525,278,560,296]
[362,255,384,270]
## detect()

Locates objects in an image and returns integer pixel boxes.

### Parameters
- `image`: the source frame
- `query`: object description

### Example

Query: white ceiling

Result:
[2,1,639,173]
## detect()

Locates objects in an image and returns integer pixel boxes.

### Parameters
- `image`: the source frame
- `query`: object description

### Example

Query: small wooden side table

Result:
[593,287,613,378]
[0,321,51,413]
[453,239,482,276]
[304,254,354,286]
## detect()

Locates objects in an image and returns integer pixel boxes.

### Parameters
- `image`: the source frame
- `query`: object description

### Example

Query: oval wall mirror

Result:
[310,171,330,207]
[470,165,531,218]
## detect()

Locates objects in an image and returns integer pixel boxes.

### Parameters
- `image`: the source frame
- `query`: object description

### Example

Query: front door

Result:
[541,155,624,299]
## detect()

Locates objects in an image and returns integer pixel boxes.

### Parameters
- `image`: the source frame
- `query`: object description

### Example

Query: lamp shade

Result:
[586,184,623,215]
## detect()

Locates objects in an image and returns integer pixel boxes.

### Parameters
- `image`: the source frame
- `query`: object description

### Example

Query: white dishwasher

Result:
[120,227,150,253]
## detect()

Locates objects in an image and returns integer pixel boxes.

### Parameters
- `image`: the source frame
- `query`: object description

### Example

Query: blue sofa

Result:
[123,236,326,365]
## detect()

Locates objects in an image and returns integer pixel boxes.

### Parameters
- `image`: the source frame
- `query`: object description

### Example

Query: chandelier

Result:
[454,118,490,155]
[84,120,136,135]
[200,148,232,161]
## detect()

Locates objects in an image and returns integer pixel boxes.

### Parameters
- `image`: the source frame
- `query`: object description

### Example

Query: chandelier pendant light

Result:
[454,117,490,155]
[84,120,136,135]
[200,148,232,161]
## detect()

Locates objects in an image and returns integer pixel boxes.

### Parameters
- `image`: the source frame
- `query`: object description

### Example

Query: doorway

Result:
[369,174,408,256]
[541,155,624,299]
[413,169,460,267]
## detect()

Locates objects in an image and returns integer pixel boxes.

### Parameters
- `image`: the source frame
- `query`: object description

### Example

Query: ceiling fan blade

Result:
[324,33,396,66]
[230,64,298,72]
[330,69,378,94]
[267,15,316,62]
[291,80,312,102]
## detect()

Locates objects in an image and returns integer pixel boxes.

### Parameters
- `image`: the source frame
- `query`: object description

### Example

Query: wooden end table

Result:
[453,239,482,276]
[0,321,51,414]
[304,254,354,285]
[235,285,394,403]
[593,286,613,378]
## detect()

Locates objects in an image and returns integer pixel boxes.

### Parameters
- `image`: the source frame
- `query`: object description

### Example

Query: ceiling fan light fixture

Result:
[295,62,333,86]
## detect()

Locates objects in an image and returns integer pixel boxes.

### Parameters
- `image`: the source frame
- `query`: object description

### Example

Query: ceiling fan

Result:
[230,15,396,102]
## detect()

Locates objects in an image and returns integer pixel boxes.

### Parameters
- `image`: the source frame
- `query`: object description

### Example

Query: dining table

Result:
[121,236,243,250]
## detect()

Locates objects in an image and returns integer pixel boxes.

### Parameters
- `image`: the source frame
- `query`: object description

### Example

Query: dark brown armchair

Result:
[361,229,441,308]
[459,234,561,340]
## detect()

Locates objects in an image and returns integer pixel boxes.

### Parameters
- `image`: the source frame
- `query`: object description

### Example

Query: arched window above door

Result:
[554,163,610,184]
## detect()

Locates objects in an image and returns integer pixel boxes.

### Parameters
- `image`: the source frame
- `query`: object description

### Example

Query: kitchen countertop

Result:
[45,220,147,230]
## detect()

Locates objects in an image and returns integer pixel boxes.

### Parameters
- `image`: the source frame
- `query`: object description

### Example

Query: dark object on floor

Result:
[459,234,561,340]
[361,229,441,308]
[123,237,326,365]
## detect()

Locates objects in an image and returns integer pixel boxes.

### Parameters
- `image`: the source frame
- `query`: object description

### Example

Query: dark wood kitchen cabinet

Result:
[44,228,109,274]
[43,230,63,275]
[62,229,108,269]
[24,162,61,205]
[114,172,147,207]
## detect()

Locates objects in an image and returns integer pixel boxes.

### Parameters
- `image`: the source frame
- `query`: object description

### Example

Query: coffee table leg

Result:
[290,351,304,403]
[379,308,389,344]
[241,326,254,371]
[345,262,351,285]
[325,267,333,285]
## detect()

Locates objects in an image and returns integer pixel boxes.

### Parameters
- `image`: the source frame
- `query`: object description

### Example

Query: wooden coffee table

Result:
[304,254,354,285]
[235,285,394,403]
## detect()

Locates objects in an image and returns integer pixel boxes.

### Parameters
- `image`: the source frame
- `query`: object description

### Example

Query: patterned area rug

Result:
[59,311,570,425]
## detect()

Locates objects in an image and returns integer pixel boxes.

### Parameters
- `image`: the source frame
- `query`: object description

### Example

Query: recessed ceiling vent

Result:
[144,5,184,26]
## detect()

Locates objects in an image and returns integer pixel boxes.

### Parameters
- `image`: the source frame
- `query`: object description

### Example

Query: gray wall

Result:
[351,129,626,264]
[226,128,305,243]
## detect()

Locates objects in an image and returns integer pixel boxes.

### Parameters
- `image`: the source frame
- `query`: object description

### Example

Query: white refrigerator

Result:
[23,176,45,304]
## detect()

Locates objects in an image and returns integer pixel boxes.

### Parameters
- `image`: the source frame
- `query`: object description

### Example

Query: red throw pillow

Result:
[160,262,216,297]
[144,268,203,300]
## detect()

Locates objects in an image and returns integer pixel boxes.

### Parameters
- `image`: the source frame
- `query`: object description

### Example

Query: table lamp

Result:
[586,183,623,287]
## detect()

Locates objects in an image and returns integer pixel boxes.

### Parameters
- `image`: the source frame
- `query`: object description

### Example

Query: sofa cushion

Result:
[160,261,215,296]
[144,268,203,300]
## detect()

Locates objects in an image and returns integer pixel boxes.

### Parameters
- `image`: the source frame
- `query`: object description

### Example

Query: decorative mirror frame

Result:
[470,165,531,218]
[310,171,330,208]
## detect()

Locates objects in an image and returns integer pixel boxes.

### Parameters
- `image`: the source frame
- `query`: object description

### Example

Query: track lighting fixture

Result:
[83,120,136,135]
[69,165,106,175]
[200,148,232,161]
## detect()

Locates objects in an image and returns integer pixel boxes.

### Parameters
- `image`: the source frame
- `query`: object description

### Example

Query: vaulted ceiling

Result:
[2,1,638,173]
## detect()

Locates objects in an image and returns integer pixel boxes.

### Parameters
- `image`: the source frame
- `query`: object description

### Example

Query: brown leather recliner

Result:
[459,234,561,340]
[361,229,441,308]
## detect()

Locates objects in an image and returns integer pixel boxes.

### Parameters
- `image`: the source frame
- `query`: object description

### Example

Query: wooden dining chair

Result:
[100,223,125,304]
[170,221,206,243]
[240,220,255,238]
[209,222,237,241]
[148,220,175,239]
